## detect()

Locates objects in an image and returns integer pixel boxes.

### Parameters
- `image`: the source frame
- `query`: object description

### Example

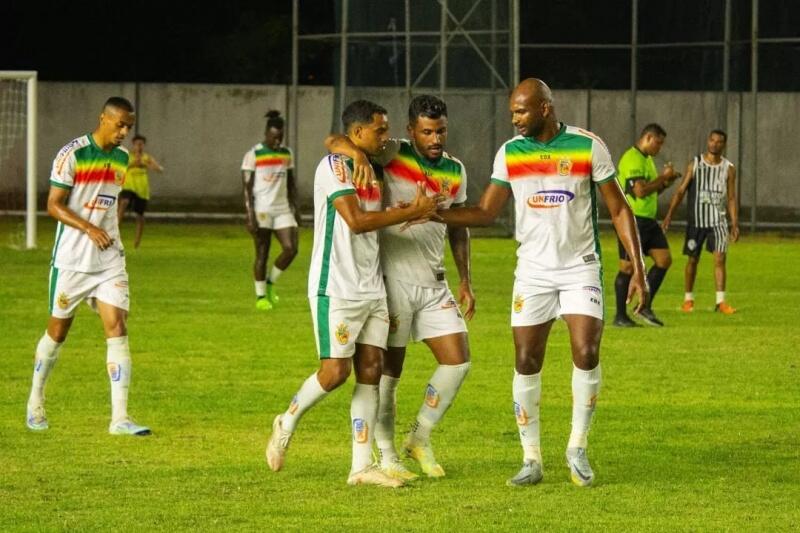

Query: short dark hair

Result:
[104,96,134,113]
[132,134,146,143]
[341,100,387,132]
[265,109,285,131]
[408,94,447,123]
[709,129,727,141]
[640,123,666,138]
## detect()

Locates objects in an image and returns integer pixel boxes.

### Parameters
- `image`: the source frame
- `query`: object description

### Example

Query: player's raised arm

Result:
[662,160,696,232]
[147,155,164,172]
[334,181,440,234]
[727,164,739,242]
[324,133,376,187]
[600,179,649,313]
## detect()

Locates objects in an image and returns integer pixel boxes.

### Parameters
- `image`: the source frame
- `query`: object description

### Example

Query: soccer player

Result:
[662,129,739,314]
[439,78,648,487]
[264,100,442,488]
[613,124,680,327]
[241,110,299,310]
[325,95,473,481]
[117,133,164,249]
[26,97,151,436]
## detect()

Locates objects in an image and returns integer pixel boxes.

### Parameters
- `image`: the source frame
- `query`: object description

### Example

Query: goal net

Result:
[0,71,37,249]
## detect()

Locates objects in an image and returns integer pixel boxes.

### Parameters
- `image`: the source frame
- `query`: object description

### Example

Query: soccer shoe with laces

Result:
[374,448,419,481]
[506,461,543,487]
[681,300,694,313]
[109,417,151,436]
[266,415,292,471]
[267,283,280,305]
[403,437,445,478]
[715,301,736,315]
[637,308,664,327]
[565,447,594,487]
[255,297,273,311]
[612,314,640,328]
[26,404,49,431]
[347,464,404,488]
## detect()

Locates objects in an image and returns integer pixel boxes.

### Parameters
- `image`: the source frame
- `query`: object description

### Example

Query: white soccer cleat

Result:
[26,404,49,431]
[403,436,445,478]
[109,417,151,436]
[565,447,594,487]
[506,461,543,487]
[381,458,420,482]
[347,464,404,488]
[266,415,292,471]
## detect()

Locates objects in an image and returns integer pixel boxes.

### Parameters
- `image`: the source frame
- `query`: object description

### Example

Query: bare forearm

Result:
[728,198,738,226]
[348,206,423,234]
[48,202,92,232]
[448,227,471,283]
[325,134,361,159]
[439,206,496,227]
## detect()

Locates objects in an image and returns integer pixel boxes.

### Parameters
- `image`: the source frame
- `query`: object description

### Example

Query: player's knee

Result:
[284,243,298,260]
[714,254,726,267]
[656,256,672,270]
[515,350,543,375]
[382,354,404,378]
[319,362,351,390]
[572,344,599,370]
[356,357,382,384]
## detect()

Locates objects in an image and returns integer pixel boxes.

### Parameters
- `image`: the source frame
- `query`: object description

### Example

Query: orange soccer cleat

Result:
[681,300,694,313]
[715,301,736,315]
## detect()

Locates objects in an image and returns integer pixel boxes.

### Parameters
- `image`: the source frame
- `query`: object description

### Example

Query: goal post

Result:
[0,70,37,249]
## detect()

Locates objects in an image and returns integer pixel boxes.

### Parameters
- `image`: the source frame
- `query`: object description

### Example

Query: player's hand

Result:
[730,224,740,242]
[663,162,675,178]
[352,152,375,190]
[661,215,672,233]
[627,271,649,315]
[85,225,114,250]
[458,279,476,321]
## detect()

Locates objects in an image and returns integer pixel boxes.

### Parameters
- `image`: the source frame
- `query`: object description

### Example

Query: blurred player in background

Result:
[439,78,648,487]
[265,100,443,488]
[662,129,739,314]
[26,97,151,436]
[241,110,299,311]
[118,134,164,249]
[325,94,473,481]
[613,124,680,327]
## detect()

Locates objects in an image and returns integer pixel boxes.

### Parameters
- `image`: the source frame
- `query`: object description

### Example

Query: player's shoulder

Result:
[112,144,129,163]
[722,156,735,168]
[247,142,263,154]
[317,153,352,180]
[565,125,610,148]
[619,145,644,163]
[499,135,526,152]
[53,135,90,171]
[441,150,465,171]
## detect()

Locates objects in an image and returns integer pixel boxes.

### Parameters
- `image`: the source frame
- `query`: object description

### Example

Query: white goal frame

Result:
[0,70,37,249]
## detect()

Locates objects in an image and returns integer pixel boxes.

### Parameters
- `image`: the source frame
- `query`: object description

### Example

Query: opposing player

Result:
[264,100,442,487]
[26,97,151,436]
[118,133,164,248]
[662,129,739,313]
[439,79,647,487]
[242,110,299,310]
[325,95,473,481]
[613,124,680,327]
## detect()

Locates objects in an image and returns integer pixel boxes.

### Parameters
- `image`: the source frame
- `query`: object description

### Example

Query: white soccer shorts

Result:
[309,296,389,359]
[385,278,467,348]
[510,264,604,326]
[256,211,297,230]
[49,264,130,319]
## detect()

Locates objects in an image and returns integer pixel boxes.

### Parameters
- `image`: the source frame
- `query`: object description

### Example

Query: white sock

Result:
[268,266,284,284]
[716,291,725,304]
[255,280,266,298]
[351,383,379,473]
[409,362,471,444]
[107,336,132,423]
[28,332,62,407]
[513,370,542,464]
[282,373,328,432]
[375,375,400,462]
[685,292,694,302]
[568,364,601,449]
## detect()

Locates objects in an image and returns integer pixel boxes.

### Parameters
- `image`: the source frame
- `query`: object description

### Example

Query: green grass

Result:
[1,218,799,531]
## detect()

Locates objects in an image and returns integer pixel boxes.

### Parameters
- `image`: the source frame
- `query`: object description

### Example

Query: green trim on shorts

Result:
[317,296,331,359]
[490,178,511,188]
[48,266,59,314]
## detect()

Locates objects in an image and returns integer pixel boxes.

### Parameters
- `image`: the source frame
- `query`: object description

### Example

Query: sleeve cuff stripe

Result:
[490,178,511,188]
[328,189,355,201]
[49,180,72,190]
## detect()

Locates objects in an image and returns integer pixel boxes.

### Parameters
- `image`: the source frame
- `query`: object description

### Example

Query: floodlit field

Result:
[1,219,798,531]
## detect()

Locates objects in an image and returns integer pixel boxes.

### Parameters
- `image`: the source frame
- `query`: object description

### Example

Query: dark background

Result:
[1,0,798,90]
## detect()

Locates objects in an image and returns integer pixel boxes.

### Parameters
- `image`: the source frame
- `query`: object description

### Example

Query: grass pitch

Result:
[1,219,798,531]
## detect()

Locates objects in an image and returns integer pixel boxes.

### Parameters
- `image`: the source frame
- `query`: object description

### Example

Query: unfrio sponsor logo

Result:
[526,189,575,209]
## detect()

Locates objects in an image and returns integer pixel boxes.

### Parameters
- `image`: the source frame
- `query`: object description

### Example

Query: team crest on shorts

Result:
[257,213,268,222]
[425,384,440,408]
[514,402,528,425]
[57,292,70,310]
[558,158,573,176]
[513,294,524,313]
[352,418,369,443]
[388,314,399,334]
[335,322,350,345]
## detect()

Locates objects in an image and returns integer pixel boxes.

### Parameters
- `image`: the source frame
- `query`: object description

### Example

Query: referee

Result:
[614,124,680,327]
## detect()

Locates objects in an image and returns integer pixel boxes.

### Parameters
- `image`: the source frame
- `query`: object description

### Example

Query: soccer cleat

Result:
[255,297,273,311]
[681,300,694,313]
[565,447,594,487]
[637,308,664,327]
[109,417,151,436]
[267,283,280,304]
[381,459,420,482]
[506,461,543,487]
[404,437,445,478]
[715,301,736,315]
[266,415,292,471]
[347,464,404,488]
[612,314,640,328]
[26,405,49,431]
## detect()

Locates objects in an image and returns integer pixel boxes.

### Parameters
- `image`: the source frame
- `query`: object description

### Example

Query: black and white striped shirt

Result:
[688,154,733,228]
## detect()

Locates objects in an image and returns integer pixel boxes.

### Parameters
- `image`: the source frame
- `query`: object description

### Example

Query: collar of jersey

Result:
[526,122,566,147]
[408,141,445,169]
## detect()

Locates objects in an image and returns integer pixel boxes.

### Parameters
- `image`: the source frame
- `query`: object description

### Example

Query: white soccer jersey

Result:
[491,124,616,276]
[241,143,294,215]
[49,135,129,273]
[375,139,467,288]
[307,154,386,300]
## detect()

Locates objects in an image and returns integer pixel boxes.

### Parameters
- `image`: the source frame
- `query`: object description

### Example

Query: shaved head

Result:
[509,78,557,139]
[512,78,553,107]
